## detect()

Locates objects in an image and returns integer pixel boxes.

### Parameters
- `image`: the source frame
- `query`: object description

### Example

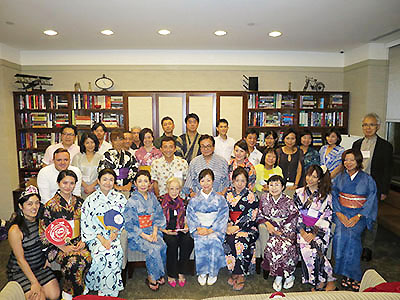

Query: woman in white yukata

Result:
[81,168,127,297]
[187,168,229,286]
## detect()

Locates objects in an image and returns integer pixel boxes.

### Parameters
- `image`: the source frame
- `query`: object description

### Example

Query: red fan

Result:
[45,218,73,246]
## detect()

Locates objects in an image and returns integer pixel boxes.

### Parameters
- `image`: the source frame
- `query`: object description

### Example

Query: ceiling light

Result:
[158,29,171,36]
[43,30,58,36]
[214,30,227,36]
[101,29,114,36]
[269,31,282,37]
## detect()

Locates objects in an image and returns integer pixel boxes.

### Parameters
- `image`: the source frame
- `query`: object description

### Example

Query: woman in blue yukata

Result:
[332,149,377,291]
[124,170,167,291]
[187,168,229,286]
[319,128,344,179]
[81,168,127,297]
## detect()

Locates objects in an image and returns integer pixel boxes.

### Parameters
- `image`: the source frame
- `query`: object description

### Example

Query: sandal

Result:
[233,276,245,291]
[311,283,326,292]
[341,277,351,288]
[350,280,360,292]
[228,275,237,286]
[157,277,166,285]
[145,278,159,291]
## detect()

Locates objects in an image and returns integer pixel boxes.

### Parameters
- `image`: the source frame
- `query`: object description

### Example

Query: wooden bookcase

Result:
[13,91,128,186]
[243,91,349,147]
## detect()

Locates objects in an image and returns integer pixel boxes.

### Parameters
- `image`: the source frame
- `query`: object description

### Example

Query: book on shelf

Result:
[299,111,344,127]
[30,112,53,128]
[18,150,44,169]
[22,171,40,184]
[20,132,59,149]
[330,94,343,108]
[281,113,295,126]
[73,94,123,109]
[281,94,296,108]
[300,95,316,109]
[249,93,295,109]
[248,112,281,127]
[54,113,69,127]
[312,132,323,146]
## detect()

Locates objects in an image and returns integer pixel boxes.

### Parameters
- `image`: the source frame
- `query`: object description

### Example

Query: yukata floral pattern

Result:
[224,187,259,275]
[135,146,162,167]
[257,192,299,278]
[227,158,256,191]
[293,187,335,287]
[39,193,92,297]
[81,189,127,296]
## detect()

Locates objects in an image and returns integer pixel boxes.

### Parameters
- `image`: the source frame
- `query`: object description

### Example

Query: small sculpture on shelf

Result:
[303,76,325,92]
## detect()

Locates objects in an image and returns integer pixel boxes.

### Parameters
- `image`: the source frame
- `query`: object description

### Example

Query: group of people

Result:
[6,112,393,299]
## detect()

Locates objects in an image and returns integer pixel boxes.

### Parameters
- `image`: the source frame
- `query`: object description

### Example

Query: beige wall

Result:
[344,60,389,136]
[0,59,20,219]
[387,45,400,122]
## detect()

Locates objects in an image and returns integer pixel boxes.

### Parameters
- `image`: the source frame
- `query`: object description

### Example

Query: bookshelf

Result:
[244,91,349,147]
[14,91,127,186]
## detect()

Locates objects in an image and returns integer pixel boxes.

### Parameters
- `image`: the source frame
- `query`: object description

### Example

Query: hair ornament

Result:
[20,185,39,200]
[321,165,328,174]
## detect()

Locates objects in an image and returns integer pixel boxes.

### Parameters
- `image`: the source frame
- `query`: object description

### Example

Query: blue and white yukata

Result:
[319,145,344,173]
[332,171,377,282]
[81,189,127,296]
[187,190,229,277]
[124,191,167,281]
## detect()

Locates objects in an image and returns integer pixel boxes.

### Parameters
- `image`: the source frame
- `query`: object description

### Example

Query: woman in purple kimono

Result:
[332,149,377,291]
[294,165,336,291]
[257,175,299,292]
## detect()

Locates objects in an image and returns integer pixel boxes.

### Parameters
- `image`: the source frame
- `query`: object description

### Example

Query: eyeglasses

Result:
[200,144,213,149]
[62,133,75,137]
[362,123,378,128]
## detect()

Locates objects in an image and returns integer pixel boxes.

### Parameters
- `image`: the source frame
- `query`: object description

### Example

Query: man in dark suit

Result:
[352,113,393,261]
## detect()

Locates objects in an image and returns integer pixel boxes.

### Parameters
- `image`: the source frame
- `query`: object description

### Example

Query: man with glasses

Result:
[352,112,393,262]
[42,124,80,166]
[183,134,228,197]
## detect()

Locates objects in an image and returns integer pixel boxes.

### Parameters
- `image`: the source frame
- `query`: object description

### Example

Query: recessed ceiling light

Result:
[158,29,171,36]
[43,30,58,36]
[214,30,227,36]
[269,31,282,37]
[101,29,114,36]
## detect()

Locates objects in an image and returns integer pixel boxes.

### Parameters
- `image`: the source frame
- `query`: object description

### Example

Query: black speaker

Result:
[249,77,258,91]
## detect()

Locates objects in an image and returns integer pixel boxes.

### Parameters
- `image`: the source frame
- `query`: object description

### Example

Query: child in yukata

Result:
[257,175,299,292]
[124,170,167,291]
[187,168,229,286]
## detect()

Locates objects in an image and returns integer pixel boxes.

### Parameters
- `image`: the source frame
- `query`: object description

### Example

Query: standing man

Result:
[352,113,393,262]
[42,125,80,165]
[176,113,202,163]
[184,134,228,196]
[214,118,235,162]
[123,130,136,156]
[37,148,82,204]
[154,116,178,149]
[92,122,112,155]
[131,126,142,150]
[245,129,262,166]
[151,136,188,198]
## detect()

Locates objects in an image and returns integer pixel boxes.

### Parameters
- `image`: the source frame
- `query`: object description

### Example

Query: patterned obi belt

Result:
[339,192,366,208]
[138,215,153,229]
[117,168,129,180]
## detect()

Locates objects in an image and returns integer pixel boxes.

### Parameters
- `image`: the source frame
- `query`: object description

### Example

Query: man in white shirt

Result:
[214,118,235,162]
[42,125,80,165]
[92,122,112,155]
[37,148,82,204]
[245,128,262,166]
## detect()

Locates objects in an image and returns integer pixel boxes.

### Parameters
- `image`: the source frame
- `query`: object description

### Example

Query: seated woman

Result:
[39,170,91,300]
[187,169,229,286]
[319,128,344,179]
[123,170,167,291]
[160,177,194,288]
[332,149,377,291]
[7,186,60,300]
[71,132,103,198]
[135,128,162,171]
[224,167,259,291]
[227,140,256,191]
[257,175,299,292]
[293,165,336,291]
[81,168,127,297]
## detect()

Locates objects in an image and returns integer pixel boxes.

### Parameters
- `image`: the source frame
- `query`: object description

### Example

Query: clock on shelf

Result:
[95,74,114,91]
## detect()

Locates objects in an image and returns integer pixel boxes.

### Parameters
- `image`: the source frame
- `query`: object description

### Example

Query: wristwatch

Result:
[357,214,362,218]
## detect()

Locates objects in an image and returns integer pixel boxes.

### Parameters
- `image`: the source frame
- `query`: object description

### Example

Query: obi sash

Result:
[229,211,242,223]
[300,209,319,227]
[196,211,218,227]
[339,192,366,208]
[117,168,129,180]
[138,215,152,229]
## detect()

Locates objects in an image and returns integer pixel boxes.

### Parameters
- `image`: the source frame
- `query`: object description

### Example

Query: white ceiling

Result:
[1,0,400,52]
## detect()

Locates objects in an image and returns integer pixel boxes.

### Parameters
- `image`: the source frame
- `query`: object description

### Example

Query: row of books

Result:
[299,94,344,109]
[20,133,60,149]
[248,112,295,127]
[299,111,344,127]
[248,93,296,109]
[71,111,124,127]
[72,94,124,110]
[18,150,44,169]
[17,94,69,110]
[19,112,70,128]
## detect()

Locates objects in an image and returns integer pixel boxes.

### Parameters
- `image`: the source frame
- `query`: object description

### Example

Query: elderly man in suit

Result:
[352,113,393,262]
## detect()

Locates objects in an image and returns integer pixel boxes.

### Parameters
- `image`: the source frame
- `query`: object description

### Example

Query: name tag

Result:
[259,180,267,186]
[307,208,319,218]
[173,209,178,216]
[286,182,294,187]
[361,150,371,159]
[174,171,183,179]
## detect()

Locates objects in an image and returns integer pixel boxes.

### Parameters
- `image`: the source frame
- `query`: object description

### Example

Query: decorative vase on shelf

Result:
[88,82,93,92]
[74,82,81,92]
